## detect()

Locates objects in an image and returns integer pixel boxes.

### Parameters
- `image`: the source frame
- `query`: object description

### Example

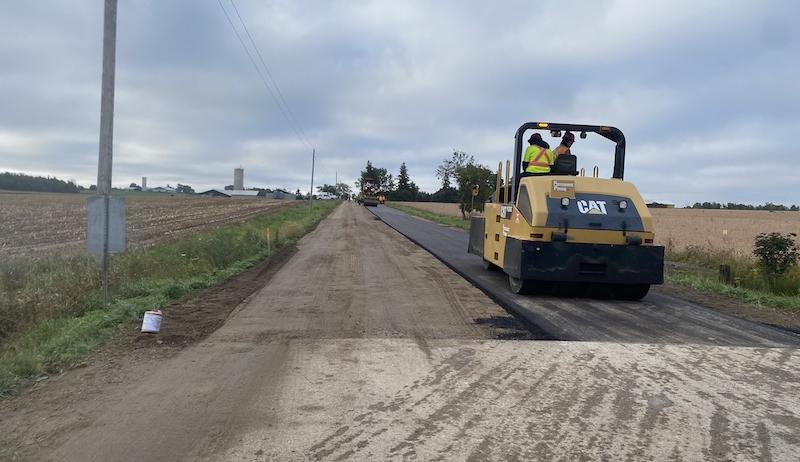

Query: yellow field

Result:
[650,208,800,255]
[396,202,800,255]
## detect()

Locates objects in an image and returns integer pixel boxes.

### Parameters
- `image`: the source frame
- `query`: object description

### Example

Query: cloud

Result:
[0,0,798,205]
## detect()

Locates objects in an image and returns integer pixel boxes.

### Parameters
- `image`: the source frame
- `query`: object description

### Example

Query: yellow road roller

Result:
[468,122,664,300]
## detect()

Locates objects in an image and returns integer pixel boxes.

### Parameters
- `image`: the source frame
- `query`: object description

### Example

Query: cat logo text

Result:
[577,200,608,215]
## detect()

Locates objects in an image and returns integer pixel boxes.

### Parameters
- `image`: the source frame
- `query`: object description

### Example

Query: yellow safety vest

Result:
[524,146,555,174]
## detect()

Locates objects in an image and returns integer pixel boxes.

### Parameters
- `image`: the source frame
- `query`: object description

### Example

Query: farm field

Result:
[394,201,800,254]
[0,191,301,256]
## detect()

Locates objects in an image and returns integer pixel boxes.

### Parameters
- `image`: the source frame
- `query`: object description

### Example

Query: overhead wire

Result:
[216,0,314,150]
[228,0,312,146]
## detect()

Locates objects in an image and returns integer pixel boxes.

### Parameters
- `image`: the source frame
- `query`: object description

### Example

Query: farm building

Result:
[272,188,296,200]
[646,202,676,208]
[150,186,176,193]
[198,188,296,200]
[198,189,262,198]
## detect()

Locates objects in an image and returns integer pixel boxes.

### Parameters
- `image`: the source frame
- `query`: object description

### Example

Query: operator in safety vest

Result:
[522,133,555,176]
[553,131,575,157]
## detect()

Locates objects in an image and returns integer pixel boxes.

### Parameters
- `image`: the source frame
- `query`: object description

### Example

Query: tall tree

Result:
[356,161,394,192]
[435,165,451,190]
[454,160,495,218]
[317,184,337,195]
[397,162,411,190]
[335,183,352,199]
[392,162,419,201]
[436,151,473,188]
[432,151,472,203]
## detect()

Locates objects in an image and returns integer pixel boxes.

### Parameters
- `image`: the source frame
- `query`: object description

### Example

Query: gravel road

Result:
[4,202,799,461]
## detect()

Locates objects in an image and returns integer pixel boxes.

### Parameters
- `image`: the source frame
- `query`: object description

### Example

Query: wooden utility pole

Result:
[97,0,118,307]
[309,147,315,209]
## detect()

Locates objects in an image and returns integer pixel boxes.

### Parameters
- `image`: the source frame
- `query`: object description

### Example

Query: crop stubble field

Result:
[0,191,300,256]
[397,201,800,254]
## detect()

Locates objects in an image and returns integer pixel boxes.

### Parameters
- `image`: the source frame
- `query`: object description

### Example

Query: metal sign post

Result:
[96,0,118,307]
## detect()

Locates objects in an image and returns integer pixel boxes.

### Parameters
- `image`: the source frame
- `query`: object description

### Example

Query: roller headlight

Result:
[561,197,570,207]
[619,200,628,210]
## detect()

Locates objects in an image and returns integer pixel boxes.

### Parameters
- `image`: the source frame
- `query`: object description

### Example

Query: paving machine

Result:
[360,177,380,207]
[468,122,664,300]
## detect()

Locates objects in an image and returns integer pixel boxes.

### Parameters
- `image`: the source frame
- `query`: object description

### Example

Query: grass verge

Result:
[0,201,338,398]
[386,203,800,313]
[666,267,800,312]
[386,202,470,230]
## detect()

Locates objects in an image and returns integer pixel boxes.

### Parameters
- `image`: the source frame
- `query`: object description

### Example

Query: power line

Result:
[216,0,313,150]
[228,0,312,145]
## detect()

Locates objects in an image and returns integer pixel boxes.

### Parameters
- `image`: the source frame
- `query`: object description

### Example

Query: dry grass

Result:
[398,202,800,256]
[651,209,800,255]
[398,202,463,217]
[0,191,300,256]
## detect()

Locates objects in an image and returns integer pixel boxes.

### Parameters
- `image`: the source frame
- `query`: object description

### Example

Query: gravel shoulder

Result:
[1,202,799,461]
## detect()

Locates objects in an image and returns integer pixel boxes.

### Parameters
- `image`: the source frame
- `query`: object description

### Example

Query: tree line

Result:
[689,202,799,211]
[0,171,80,193]
[356,151,496,218]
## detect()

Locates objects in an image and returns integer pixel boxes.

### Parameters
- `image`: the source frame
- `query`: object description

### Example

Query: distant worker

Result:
[554,131,575,157]
[523,133,554,176]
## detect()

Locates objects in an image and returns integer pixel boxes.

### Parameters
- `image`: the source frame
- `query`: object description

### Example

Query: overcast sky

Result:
[1,0,798,204]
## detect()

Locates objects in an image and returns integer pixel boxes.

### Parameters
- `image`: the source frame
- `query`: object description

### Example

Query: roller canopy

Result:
[512,122,626,203]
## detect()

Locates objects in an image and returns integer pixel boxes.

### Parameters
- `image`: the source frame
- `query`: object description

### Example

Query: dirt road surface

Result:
[2,203,799,461]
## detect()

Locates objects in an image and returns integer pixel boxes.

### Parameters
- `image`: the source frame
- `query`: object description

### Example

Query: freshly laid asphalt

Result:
[369,205,800,347]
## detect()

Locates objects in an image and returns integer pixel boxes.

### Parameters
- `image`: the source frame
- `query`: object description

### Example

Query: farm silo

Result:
[234,167,244,191]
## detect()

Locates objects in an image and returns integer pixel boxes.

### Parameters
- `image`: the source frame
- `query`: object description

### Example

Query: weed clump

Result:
[667,232,800,298]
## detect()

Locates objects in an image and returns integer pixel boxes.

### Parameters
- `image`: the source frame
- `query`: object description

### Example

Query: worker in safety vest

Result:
[553,131,575,157]
[523,133,555,175]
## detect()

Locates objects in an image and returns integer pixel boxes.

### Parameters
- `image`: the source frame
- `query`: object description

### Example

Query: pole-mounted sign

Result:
[89,0,126,307]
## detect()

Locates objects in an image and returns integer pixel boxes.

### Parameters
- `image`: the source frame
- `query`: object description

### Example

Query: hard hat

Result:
[528,133,543,144]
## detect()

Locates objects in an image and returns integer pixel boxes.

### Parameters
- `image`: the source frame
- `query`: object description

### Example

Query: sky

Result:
[1,0,798,205]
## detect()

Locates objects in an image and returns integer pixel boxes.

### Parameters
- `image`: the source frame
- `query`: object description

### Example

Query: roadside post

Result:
[309,147,315,210]
[89,0,126,307]
[471,184,479,213]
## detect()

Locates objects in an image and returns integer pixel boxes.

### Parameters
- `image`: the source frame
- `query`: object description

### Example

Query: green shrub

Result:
[668,241,800,297]
[753,232,799,276]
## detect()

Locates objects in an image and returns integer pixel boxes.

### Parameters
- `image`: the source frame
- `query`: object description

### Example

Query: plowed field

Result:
[0,191,300,256]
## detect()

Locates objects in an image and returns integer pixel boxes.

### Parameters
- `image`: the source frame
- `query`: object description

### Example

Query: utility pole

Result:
[309,147,315,209]
[97,0,118,307]
[335,170,338,198]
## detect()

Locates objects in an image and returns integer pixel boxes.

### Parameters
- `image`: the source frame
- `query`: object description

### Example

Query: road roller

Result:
[468,122,664,300]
